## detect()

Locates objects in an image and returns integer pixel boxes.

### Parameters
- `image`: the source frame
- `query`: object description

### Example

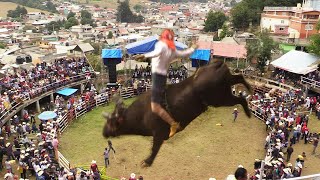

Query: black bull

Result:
[103,61,252,167]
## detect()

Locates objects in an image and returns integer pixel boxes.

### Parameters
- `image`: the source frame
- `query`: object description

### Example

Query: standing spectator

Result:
[6,143,14,160]
[52,136,59,161]
[4,172,14,180]
[312,137,319,154]
[234,167,248,180]
[129,173,136,180]
[5,158,13,173]
[90,160,99,174]
[287,144,294,161]
[107,140,116,154]
[103,148,110,167]
[0,145,3,170]
[233,108,239,122]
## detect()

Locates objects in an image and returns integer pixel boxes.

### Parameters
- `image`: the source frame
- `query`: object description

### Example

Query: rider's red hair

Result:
[160,29,176,50]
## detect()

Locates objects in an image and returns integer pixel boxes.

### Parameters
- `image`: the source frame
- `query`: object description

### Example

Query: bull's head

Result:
[102,100,126,137]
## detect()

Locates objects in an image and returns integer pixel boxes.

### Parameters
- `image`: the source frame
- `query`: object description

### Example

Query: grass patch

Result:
[60,98,320,179]
[76,0,145,9]
[0,2,50,17]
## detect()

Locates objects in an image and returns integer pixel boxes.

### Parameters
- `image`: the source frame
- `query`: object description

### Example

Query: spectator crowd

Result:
[245,84,320,179]
[0,57,95,120]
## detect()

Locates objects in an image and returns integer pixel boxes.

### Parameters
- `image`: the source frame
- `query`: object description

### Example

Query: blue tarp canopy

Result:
[125,36,188,54]
[38,111,57,121]
[190,49,211,68]
[56,88,78,96]
[102,49,123,59]
[102,49,122,65]
[190,49,211,61]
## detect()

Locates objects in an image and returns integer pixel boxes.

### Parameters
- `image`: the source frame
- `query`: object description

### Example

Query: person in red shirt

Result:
[296,116,301,125]
[90,160,99,174]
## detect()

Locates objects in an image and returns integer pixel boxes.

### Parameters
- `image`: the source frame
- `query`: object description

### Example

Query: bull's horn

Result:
[102,112,110,119]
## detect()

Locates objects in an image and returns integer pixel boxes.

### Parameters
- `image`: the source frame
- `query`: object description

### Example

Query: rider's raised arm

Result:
[174,47,195,58]
[145,42,164,58]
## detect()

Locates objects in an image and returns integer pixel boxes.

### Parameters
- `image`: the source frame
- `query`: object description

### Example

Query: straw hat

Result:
[234,108,237,111]
[91,160,96,164]
[6,142,10,147]
[287,163,292,167]
[38,170,44,176]
[4,173,13,178]
[283,168,291,174]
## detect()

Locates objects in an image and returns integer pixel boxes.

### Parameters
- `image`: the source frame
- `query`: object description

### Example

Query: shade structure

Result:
[190,49,211,67]
[271,50,320,75]
[125,35,188,54]
[102,49,123,59]
[56,88,78,96]
[38,111,57,121]
[101,49,123,83]
[190,49,211,61]
[102,49,122,65]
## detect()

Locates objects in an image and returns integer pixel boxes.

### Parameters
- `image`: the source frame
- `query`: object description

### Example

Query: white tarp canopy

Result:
[271,50,320,75]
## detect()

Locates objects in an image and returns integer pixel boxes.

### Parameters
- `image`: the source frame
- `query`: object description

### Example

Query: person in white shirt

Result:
[135,29,197,137]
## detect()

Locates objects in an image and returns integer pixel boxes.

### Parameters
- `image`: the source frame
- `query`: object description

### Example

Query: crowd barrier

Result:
[301,76,320,90]
[244,74,298,91]
[119,84,152,99]
[75,165,118,180]
[57,92,109,134]
[58,150,71,172]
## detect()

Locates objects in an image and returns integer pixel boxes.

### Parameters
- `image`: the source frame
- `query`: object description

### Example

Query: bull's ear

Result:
[102,112,110,120]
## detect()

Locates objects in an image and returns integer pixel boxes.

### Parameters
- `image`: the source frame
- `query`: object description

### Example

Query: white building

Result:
[26,12,45,20]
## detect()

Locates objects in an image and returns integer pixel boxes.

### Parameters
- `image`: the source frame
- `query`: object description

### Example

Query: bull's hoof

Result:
[140,160,151,168]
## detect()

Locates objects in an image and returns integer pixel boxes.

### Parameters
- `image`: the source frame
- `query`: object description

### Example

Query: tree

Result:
[246,30,277,73]
[90,42,102,55]
[102,21,107,26]
[230,0,237,6]
[133,4,143,12]
[316,20,320,32]
[80,10,94,26]
[81,10,92,19]
[67,12,76,20]
[204,11,227,32]
[46,1,57,12]
[86,54,103,72]
[219,24,229,40]
[7,5,28,18]
[107,31,113,39]
[307,34,320,57]
[230,0,303,30]
[307,20,320,56]
[81,18,94,25]
[116,0,144,23]
[46,20,62,32]
[64,17,79,29]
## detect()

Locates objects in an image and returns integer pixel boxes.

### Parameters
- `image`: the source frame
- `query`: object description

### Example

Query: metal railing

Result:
[244,74,298,91]
[284,173,320,180]
[58,150,71,171]
[301,76,320,89]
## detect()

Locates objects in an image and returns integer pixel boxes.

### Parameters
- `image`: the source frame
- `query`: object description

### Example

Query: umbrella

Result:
[38,111,57,121]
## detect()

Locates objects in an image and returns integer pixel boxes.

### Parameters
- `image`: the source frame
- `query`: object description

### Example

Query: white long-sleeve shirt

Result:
[144,41,195,76]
